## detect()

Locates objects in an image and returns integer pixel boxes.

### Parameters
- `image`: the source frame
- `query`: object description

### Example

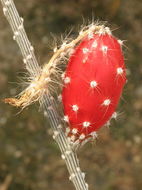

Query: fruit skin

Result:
[62,31,126,142]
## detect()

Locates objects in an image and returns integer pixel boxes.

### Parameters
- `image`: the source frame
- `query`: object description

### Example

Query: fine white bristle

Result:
[117,67,123,75]
[103,99,111,106]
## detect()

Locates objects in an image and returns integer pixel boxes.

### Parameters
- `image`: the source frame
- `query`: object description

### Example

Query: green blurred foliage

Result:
[0,0,142,190]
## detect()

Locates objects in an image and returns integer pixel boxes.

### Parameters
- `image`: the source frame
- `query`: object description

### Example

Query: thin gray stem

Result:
[0,0,89,190]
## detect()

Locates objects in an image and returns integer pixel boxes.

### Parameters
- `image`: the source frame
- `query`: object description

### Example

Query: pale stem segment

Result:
[0,0,89,189]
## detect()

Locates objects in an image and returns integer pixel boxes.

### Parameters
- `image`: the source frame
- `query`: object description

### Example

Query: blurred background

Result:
[0,0,142,190]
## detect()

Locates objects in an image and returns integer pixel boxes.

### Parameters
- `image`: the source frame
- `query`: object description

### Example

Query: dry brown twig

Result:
[0,175,12,190]
[4,23,108,109]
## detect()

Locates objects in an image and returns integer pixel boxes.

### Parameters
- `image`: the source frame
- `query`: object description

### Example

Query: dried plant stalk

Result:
[4,21,106,108]
[0,0,88,190]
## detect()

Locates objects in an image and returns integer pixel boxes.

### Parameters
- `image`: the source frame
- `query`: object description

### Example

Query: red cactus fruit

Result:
[62,27,126,143]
